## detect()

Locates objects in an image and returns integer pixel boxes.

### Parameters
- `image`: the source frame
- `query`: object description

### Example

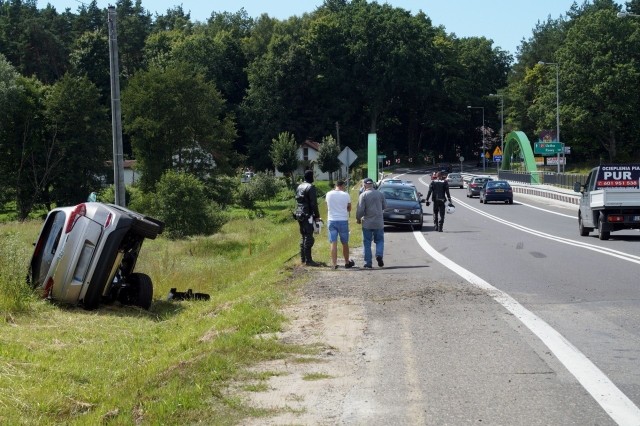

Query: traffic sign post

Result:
[338,146,358,185]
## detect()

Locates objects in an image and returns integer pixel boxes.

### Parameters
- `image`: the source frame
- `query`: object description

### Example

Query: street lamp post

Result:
[538,61,561,173]
[489,93,504,170]
[467,105,485,172]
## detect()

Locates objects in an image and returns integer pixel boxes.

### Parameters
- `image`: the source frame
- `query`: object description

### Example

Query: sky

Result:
[43,0,625,57]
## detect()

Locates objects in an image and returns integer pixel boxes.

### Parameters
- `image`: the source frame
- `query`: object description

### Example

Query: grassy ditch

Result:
[0,184,362,425]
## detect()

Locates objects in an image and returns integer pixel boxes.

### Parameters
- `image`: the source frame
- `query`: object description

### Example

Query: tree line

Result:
[1,0,639,220]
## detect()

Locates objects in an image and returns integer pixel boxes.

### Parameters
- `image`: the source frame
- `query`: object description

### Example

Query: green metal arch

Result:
[502,131,540,184]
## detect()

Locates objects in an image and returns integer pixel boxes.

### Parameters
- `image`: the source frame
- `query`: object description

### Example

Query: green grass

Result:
[0,185,362,425]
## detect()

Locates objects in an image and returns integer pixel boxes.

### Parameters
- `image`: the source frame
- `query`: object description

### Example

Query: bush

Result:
[152,170,227,239]
[204,174,239,208]
[235,171,284,211]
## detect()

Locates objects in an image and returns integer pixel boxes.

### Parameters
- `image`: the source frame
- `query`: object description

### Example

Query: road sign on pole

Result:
[534,142,563,155]
[339,146,357,166]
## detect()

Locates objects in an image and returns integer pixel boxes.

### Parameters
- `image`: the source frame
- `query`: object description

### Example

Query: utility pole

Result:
[108,6,126,206]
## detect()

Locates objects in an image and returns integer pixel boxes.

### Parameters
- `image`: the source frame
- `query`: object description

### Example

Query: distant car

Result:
[466,176,493,198]
[241,171,254,183]
[479,180,513,204]
[445,173,464,188]
[379,178,404,185]
[28,202,164,310]
[431,171,448,180]
[378,183,425,230]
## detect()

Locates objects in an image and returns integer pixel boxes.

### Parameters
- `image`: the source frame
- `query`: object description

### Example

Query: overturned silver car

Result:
[28,202,164,310]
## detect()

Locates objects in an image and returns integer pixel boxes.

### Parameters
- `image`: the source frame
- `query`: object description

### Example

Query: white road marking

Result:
[515,200,576,218]
[413,231,640,426]
[454,198,640,264]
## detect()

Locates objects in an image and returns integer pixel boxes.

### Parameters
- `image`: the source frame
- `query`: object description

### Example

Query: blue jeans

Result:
[362,228,384,266]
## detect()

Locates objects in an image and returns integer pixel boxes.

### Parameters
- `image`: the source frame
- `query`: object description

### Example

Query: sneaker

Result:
[363,264,373,269]
[333,264,339,270]
[376,255,384,267]
[305,260,321,267]
[345,260,355,268]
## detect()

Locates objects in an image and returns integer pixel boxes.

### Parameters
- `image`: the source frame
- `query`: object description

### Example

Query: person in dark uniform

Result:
[294,170,321,266]
[426,171,452,232]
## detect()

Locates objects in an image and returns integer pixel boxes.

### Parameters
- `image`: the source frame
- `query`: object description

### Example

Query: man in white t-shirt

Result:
[325,180,355,269]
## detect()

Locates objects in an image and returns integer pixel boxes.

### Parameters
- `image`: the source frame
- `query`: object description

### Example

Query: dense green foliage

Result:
[149,170,228,239]
[1,0,640,220]
[270,131,299,187]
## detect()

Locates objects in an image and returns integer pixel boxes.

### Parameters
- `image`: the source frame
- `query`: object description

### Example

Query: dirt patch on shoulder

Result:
[236,266,367,425]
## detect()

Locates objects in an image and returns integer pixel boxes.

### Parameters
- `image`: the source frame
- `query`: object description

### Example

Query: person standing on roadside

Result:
[294,170,321,266]
[356,177,387,268]
[426,171,452,232]
[326,180,355,270]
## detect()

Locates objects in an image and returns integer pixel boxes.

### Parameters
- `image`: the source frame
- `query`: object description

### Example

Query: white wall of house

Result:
[274,144,348,182]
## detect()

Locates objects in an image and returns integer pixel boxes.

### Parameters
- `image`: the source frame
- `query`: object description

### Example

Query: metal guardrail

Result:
[498,170,587,189]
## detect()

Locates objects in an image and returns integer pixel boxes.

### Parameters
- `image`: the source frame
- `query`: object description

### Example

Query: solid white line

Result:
[454,198,640,264]
[413,231,640,426]
[516,200,576,218]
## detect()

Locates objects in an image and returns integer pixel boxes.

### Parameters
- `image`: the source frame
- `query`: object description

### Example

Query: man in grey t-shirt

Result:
[356,178,387,268]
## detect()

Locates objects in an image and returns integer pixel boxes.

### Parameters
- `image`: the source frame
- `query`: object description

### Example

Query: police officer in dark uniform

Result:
[426,171,453,232]
[294,170,321,266]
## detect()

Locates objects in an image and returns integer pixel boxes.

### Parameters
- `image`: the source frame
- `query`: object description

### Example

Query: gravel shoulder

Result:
[237,265,367,425]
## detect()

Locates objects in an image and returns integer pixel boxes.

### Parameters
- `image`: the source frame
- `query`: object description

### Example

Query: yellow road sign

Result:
[493,146,503,156]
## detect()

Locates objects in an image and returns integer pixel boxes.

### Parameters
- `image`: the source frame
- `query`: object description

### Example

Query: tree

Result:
[44,73,110,206]
[552,2,639,161]
[316,135,341,184]
[122,62,237,191]
[270,131,299,187]
[0,72,48,219]
[152,170,227,239]
[0,54,22,205]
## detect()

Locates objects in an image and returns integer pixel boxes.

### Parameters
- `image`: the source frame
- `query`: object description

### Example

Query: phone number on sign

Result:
[597,180,639,187]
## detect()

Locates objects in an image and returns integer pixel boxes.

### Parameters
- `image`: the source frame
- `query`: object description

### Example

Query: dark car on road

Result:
[28,202,164,310]
[479,180,514,204]
[378,183,425,230]
[466,176,493,198]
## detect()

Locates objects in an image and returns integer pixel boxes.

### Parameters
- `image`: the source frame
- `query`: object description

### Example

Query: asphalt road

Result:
[341,173,640,425]
[244,172,640,425]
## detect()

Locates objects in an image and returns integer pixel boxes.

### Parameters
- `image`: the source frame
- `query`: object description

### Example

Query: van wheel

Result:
[598,227,610,240]
[597,220,610,240]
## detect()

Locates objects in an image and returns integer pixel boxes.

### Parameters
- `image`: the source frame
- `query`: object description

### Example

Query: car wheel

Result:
[508,198,513,204]
[131,217,162,239]
[120,272,153,309]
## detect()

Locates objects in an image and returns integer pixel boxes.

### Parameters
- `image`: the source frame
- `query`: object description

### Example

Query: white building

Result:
[276,139,349,181]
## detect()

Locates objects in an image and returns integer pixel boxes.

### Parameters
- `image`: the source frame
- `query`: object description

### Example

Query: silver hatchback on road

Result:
[445,173,464,188]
